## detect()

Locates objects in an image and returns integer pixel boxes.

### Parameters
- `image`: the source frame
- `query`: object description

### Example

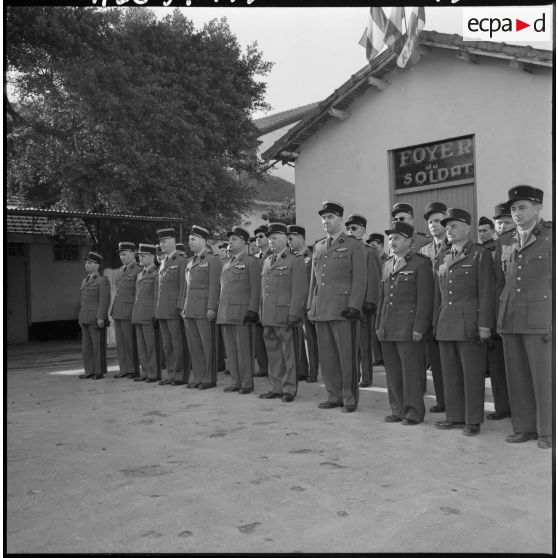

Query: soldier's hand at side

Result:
[207,309,216,322]
[97,319,105,328]
[478,327,491,341]
[243,310,259,324]
[287,315,302,328]
[152,317,159,330]
[364,302,376,315]
[542,331,552,343]
[412,331,423,343]
[341,307,361,320]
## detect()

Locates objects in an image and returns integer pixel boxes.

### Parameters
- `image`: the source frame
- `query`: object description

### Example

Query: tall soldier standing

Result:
[131,243,159,383]
[495,186,552,449]
[307,201,366,413]
[218,227,262,394]
[182,225,222,390]
[111,242,141,379]
[78,251,110,379]
[155,228,188,386]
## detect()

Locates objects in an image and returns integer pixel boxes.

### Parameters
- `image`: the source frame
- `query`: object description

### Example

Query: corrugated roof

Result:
[239,172,295,204]
[254,102,320,136]
[262,30,552,163]
[6,213,92,237]
[6,207,182,222]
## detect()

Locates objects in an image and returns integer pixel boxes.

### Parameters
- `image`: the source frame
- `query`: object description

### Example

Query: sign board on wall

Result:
[392,135,475,192]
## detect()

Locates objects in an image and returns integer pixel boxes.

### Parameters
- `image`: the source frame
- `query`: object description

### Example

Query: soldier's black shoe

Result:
[505,432,538,443]
[306,377,317,383]
[224,386,240,392]
[487,411,511,420]
[259,391,282,399]
[113,372,128,378]
[384,415,402,423]
[253,372,268,377]
[298,375,308,381]
[402,418,420,425]
[342,405,356,413]
[198,383,217,390]
[145,378,158,383]
[92,374,104,380]
[282,394,295,402]
[435,420,465,429]
[463,424,480,436]
[79,374,94,379]
[429,403,446,413]
[537,437,552,449]
[171,380,186,386]
[238,388,253,394]
[359,381,371,387]
[158,379,172,385]
[318,401,342,409]
[134,377,146,382]
[129,374,141,380]
[373,359,384,366]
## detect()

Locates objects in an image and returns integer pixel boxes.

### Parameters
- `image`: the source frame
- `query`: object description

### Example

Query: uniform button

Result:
[389,302,393,305]
[449,280,452,284]
[449,291,452,294]
[322,283,325,286]
[518,266,522,269]
[518,255,523,258]
[448,301,453,305]
[516,288,521,292]
[450,270,453,273]
[390,294,393,297]
[517,277,521,281]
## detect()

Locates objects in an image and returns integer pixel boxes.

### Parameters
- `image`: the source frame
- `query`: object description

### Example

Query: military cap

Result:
[345,214,367,228]
[287,225,306,237]
[367,233,385,244]
[391,202,414,218]
[318,200,344,217]
[137,243,157,256]
[84,251,103,264]
[249,236,256,243]
[385,222,414,239]
[266,222,288,236]
[175,243,185,252]
[508,185,544,204]
[157,227,177,240]
[424,202,447,220]
[117,241,135,253]
[227,226,250,243]
[190,225,210,240]
[254,224,269,236]
[478,216,494,228]
[493,202,511,220]
[441,208,471,227]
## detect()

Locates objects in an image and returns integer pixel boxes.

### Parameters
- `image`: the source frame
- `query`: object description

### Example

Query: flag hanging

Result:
[358,7,389,61]
[397,7,426,68]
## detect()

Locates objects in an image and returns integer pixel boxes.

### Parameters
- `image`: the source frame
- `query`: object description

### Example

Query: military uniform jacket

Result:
[375,252,434,342]
[155,251,188,319]
[494,220,552,335]
[79,272,111,325]
[292,246,313,283]
[260,249,308,327]
[412,232,430,253]
[419,237,451,272]
[183,249,222,319]
[433,241,495,341]
[364,244,381,307]
[110,261,141,320]
[217,251,261,325]
[131,265,158,325]
[307,232,367,322]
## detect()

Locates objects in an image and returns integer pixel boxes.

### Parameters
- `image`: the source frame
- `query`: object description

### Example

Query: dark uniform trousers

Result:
[487,336,510,414]
[264,327,297,396]
[221,324,253,390]
[426,333,444,405]
[159,319,185,381]
[81,324,104,375]
[135,325,157,379]
[114,320,135,375]
[302,317,319,379]
[184,319,217,385]
[308,233,367,409]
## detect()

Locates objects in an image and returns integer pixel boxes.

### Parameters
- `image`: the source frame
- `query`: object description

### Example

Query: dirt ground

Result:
[6,341,554,554]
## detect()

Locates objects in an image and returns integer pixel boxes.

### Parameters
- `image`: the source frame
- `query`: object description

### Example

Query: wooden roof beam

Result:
[328,107,350,120]
[367,76,389,90]
[279,150,300,160]
[455,49,478,64]
[509,58,533,73]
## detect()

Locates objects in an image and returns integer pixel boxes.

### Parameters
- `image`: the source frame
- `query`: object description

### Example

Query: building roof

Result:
[254,102,320,136]
[262,30,552,163]
[239,172,295,205]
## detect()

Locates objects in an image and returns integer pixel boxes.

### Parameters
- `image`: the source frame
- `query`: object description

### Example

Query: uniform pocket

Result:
[527,289,551,329]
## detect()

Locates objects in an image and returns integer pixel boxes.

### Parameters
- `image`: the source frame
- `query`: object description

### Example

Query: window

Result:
[54,244,80,262]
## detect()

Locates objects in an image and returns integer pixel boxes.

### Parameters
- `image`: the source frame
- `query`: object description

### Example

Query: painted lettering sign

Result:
[393,135,475,190]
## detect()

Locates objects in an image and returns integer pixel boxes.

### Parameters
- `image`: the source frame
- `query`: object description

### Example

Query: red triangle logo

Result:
[516,19,530,31]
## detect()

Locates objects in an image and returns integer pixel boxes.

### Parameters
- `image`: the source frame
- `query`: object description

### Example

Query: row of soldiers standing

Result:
[77,184,552,449]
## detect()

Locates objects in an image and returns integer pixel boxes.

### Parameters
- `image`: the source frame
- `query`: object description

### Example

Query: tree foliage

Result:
[261,197,296,226]
[6,7,273,236]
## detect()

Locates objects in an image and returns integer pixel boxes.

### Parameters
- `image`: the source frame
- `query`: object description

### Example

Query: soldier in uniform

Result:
[495,186,552,449]
[478,217,496,248]
[366,232,387,365]
[376,222,434,424]
[110,242,142,379]
[78,251,110,379]
[345,214,381,388]
[419,202,450,413]
[155,228,188,386]
[307,201,367,413]
[131,243,159,383]
[259,223,308,402]
[391,203,430,252]
[493,202,516,236]
[176,243,187,257]
[182,225,222,390]
[218,226,262,394]
[433,208,495,436]
[287,224,319,382]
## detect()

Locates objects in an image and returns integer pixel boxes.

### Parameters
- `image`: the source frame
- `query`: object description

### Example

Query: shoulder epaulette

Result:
[500,228,516,237]
[313,237,327,247]
[414,252,430,260]
[416,232,429,238]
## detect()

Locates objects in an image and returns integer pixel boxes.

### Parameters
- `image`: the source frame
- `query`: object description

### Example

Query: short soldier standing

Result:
[182,225,222,390]
[376,222,433,425]
[493,202,516,236]
[131,243,159,383]
[433,209,495,436]
[78,251,110,379]
[495,186,552,449]
[308,201,366,413]
[155,228,188,386]
[391,203,430,252]
[259,223,308,402]
[218,226,262,394]
[111,242,141,379]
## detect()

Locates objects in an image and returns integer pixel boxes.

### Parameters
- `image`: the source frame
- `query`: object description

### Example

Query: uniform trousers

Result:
[263,326,297,396]
[371,312,383,363]
[254,323,269,374]
[81,324,103,375]
[501,333,552,438]
[184,318,217,386]
[135,324,157,379]
[381,340,426,422]
[426,335,445,405]
[159,318,185,382]
[315,320,360,408]
[221,324,254,390]
[487,336,510,414]
[114,319,136,375]
[303,316,319,380]
[439,340,486,425]
[360,317,374,384]
[296,326,309,379]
